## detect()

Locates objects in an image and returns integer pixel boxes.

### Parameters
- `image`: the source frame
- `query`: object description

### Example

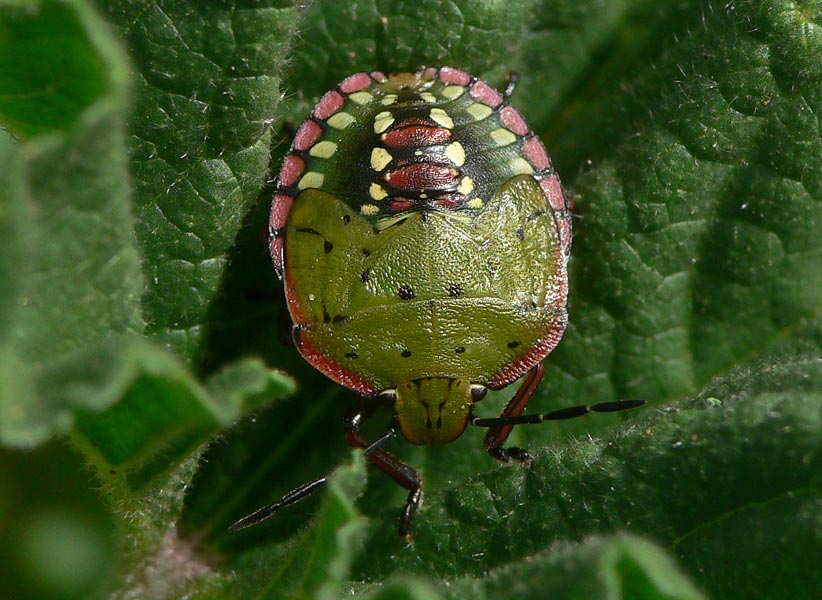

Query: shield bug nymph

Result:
[232,67,644,537]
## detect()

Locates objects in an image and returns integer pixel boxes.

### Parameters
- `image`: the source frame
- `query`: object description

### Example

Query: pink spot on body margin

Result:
[470,80,503,107]
[313,90,345,120]
[500,106,528,136]
[278,154,305,187]
[340,72,372,93]
[293,120,323,152]
[523,137,550,171]
[438,66,471,85]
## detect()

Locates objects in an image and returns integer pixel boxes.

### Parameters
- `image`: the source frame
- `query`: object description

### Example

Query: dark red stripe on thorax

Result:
[384,163,460,192]
[381,122,452,148]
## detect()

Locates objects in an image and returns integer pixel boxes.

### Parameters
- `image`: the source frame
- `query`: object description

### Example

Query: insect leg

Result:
[473,399,647,427]
[344,405,423,537]
[228,408,422,535]
[472,366,645,466]
[481,362,545,465]
[228,476,328,531]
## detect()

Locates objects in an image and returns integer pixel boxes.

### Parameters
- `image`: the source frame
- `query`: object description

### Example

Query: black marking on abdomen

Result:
[398,284,415,300]
[295,227,332,253]
[447,283,464,297]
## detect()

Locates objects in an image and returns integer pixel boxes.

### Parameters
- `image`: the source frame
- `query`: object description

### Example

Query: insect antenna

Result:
[471,400,646,428]
[502,70,519,98]
[228,428,397,531]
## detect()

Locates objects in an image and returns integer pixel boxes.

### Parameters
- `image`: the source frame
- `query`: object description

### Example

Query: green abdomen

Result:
[285,176,567,394]
[274,69,570,397]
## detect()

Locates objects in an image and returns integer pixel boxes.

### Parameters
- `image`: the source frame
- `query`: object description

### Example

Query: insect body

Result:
[234,67,642,536]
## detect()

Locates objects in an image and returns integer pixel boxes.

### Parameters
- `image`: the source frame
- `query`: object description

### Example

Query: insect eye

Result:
[470,385,487,402]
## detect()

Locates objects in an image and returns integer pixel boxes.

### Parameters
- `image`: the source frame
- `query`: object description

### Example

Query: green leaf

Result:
[190,453,369,600]
[2,0,821,599]
[0,441,120,600]
[556,1,822,398]
[93,0,304,360]
[0,0,111,137]
[446,534,705,600]
[359,577,445,600]
[347,323,819,584]
[0,2,298,595]
[0,0,142,447]
[67,339,294,491]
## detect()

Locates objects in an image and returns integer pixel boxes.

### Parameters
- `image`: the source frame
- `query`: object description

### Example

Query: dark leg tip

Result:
[489,446,532,466]
[488,446,510,463]
[506,447,533,466]
[398,487,423,538]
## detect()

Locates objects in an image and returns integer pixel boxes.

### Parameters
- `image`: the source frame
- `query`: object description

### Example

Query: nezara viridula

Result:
[232,67,644,537]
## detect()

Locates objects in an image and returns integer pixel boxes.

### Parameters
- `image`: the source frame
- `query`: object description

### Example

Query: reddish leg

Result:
[475,363,645,464]
[230,403,422,537]
[344,407,423,537]
[483,363,545,464]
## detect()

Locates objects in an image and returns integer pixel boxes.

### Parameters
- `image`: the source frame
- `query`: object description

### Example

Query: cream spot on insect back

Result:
[458,176,475,195]
[309,141,338,159]
[361,203,380,216]
[298,171,325,190]
[369,183,388,201]
[327,112,356,129]
[381,94,398,106]
[371,147,393,171]
[445,141,466,167]
[466,103,493,121]
[466,197,484,209]
[348,91,374,105]
[509,157,534,175]
[441,85,465,100]
[420,92,436,103]
[374,111,395,134]
[430,108,454,129]
[491,128,517,147]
